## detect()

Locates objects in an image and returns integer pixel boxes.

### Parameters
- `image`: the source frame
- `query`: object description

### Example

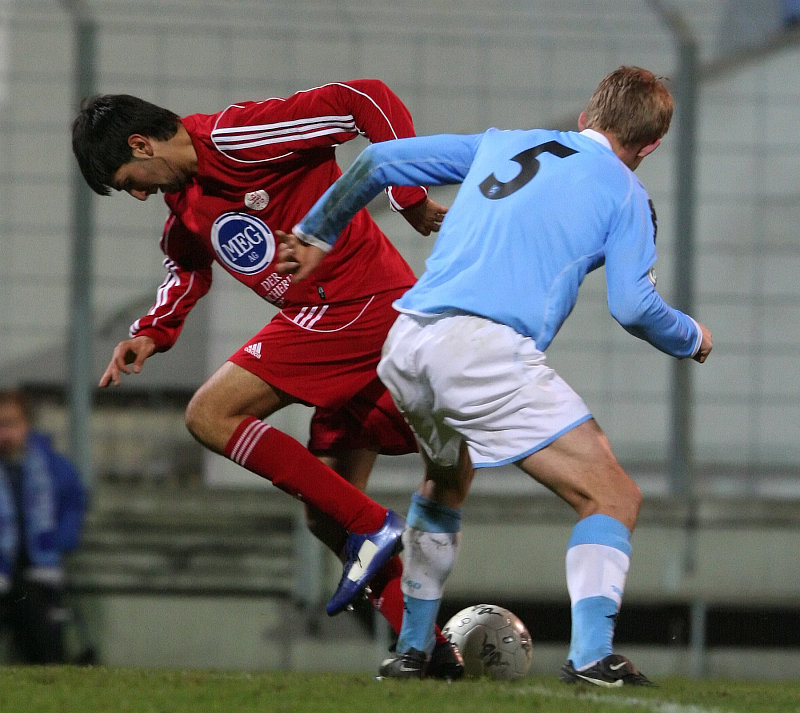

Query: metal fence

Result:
[0,0,798,497]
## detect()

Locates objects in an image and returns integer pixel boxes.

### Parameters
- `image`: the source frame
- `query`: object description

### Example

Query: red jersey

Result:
[130,79,424,351]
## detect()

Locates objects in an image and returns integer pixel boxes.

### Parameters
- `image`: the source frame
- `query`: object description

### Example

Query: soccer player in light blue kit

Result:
[278,66,713,685]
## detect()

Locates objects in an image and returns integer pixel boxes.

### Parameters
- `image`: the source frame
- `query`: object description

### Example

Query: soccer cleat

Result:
[427,640,465,681]
[559,654,654,687]
[326,510,405,616]
[378,647,428,679]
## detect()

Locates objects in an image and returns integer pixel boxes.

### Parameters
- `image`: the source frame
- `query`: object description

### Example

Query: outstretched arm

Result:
[604,189,712,362]
[299,134,478,248]
[120,214,213,362]
[277,201,452,275]
[277,134,477,280]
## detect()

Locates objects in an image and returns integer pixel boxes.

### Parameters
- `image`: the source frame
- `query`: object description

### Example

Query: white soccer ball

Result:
[442,603,533,680]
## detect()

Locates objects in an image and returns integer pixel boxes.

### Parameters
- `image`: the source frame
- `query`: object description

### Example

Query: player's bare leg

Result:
[185,361,289,451]
[417,444,475,511]
[516,418,651,685]
[516,418,641,530]
[186,362,388,532]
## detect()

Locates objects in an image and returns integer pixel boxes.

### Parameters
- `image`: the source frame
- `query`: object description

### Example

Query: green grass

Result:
[1,667,799,713]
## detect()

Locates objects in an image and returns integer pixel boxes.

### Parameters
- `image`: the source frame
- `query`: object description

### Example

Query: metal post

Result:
[688,599,707,678]
[647,0,704,677]
[669,36,699,501]
[63,0,96,491]
[646,0,699,499]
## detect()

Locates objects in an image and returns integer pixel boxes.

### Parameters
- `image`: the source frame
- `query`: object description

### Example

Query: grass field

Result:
[1,668,799,713]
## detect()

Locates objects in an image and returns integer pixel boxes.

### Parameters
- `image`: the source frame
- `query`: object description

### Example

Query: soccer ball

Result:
[442,604,532,680]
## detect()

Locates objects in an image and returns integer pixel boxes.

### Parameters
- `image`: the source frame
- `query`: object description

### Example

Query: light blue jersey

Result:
[296,128,701,357]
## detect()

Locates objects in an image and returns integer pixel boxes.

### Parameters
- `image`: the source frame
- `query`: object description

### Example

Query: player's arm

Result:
[298,80,453,231]
[296,134,477,248]
[128,256,212,349]
[604,192,711,362]
[277,133,477,279]
[100,217,213,387]
[334,80,454,232]
[329,79,430,214]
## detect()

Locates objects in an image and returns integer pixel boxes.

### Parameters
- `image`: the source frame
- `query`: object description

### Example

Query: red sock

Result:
[369,556,446,644]
[225,416,386,534]
[369,557,404,633]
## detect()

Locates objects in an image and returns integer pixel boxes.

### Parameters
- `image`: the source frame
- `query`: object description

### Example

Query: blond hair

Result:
[583,66,673,148]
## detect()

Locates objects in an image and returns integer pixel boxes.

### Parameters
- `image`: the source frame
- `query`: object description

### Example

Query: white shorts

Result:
[377,312,592,468]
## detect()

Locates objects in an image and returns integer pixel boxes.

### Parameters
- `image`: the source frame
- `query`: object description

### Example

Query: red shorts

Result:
[309,376,416,455]
[229,288,417,456]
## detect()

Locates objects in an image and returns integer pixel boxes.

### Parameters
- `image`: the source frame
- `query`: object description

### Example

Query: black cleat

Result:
[378,647,428,679]
[559,654,654,687]
[427,640,464,681]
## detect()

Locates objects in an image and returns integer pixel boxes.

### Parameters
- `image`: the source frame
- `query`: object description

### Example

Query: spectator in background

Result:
[0,388,87,664]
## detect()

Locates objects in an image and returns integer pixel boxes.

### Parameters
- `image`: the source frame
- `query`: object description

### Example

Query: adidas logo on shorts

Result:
[244,342,262,359]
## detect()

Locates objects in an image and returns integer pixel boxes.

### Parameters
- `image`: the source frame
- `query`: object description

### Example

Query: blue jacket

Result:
[0,432,87,589]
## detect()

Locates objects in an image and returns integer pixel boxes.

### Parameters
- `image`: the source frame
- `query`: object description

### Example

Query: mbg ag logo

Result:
[211,212,275,274]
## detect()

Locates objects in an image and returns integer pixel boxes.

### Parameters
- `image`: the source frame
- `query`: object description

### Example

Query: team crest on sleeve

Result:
[211,212,275,274]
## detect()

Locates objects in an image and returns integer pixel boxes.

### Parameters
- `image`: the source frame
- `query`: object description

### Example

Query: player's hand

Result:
[399,197,448,236]
[693,321,712,363]
[275,230,327,281]
[99,335,157,387]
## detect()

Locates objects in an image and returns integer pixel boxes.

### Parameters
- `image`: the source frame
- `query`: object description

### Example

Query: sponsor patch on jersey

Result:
[211,212,275,275]
[244,189,269,211]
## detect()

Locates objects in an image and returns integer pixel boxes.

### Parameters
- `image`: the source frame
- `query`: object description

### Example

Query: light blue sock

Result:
[397,597,440,655]
[397,493,462,655]
[566,514,631,669]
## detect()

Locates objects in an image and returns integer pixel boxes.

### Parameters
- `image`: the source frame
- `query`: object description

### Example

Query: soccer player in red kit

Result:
[71,80,462,678]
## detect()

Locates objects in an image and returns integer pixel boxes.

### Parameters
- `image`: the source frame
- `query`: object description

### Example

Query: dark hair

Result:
[71,94,181,196]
